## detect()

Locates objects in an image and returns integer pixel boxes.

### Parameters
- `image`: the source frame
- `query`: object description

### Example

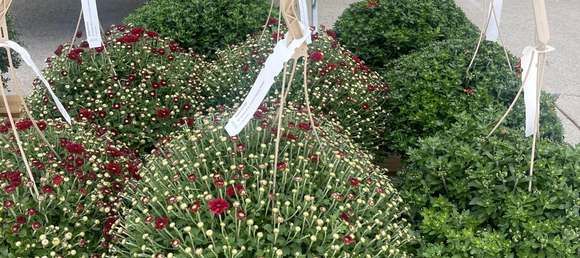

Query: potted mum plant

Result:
[0,119,141,257]
[199,22,390,158]
[26,24,205,153]
[109,101,414,257]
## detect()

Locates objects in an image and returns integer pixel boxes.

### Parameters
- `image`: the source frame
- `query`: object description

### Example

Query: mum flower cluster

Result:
[0,120,141,257]
[26,24,205,153]
[109,102,413,257]
[197,23,390,157]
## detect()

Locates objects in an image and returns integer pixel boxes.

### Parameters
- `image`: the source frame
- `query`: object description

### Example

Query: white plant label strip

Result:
[522,45,555,137]
[0,41,71,124]
[298,0,312,43]
[81,0,102,48]
[225,24,311,136]
[485,0,503,42]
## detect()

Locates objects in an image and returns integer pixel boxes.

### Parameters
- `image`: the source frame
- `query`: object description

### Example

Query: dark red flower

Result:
[107,163,123,176]
[189,200,200,212]
[243,66,249,72]
[208,199,229,215]
[4,185,15,194]
[154,217,168,230]
[213,179,225,188]
[16,216,27,224]
[37,121,47,130]
[80,188,88,195]
[15,120,33,131]
[326,30,336,38]
[156,108,171,119]
[42,185,53,193]
[236,210,246,220]
[52,174,63,185]
[26,208,37,216]
[297,122,312,131]
[267,18,277,24]
[276,162,287,171]
[32,222,42,230]
[271,32,284,41]
[236,143,246,152]
[226,185,245,198]
[308,154,319,162]
[309,52,324,62]
[343,235,355,244]
[11,225,19,234]
[348,177,360,187]
[76,31,83,37]
[187,173,196,182]
[130,27,145,36]
[66,142,85,154]
[147,31,159,37]
[339,212,351,223]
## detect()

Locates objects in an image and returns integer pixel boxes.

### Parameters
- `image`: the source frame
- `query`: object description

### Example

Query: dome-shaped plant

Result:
[124,0,277,59]
[334,0,478,69]
[26,24,204,153]
[112,102,413,257]
[0,120,141,257]
[199,23,389,157]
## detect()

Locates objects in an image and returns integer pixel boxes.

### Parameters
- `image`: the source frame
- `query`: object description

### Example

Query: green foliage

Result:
[383,38,563,155]
[0,11,22,85]
[399,109,580,257]
[124,0,276,59]
[334,0,478,69]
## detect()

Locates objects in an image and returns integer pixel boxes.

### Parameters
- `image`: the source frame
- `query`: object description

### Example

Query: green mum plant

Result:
[26,24,204,153]
[0,120,142,257]
[383,39,563,155]
[124,0,277,59]
[399,108,580,257]
[111,102,413,257]
[334,0,478,69]
[199,23,389,157]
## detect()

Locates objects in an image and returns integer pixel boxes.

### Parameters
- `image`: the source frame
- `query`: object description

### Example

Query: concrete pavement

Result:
[5,0,578,145]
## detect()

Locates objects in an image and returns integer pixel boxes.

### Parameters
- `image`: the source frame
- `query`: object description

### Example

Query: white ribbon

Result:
[0,41,71,124]
[485,0,503,42]
[522,45,554,136]
[298,0,312,44]
[225,23,311,136]
[81,0,102,48]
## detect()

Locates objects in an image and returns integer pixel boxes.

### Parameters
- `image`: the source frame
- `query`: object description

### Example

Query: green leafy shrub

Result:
[1,11,22,85]
[199,23,390,157]
[0,120,141,257]
[399,108,580,257]
[383,38,563,155]
[26,24,204,153]
[334,0,478,69]
[111,103,414,257]
[124,0,277,59]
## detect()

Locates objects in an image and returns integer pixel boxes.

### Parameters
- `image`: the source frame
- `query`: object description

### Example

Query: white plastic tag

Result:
[485,0,503,42]
[0,41,71,124]
[312,0,319,34]
[225,24,311,136]
[298,0,312,44]
[81,0,102,48]
[522,45,555,137]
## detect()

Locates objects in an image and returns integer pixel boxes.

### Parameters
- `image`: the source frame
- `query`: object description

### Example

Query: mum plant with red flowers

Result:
[0,120,141,257]
[111,103,413,257]
[26,24,204,153]
[199,23,389,157]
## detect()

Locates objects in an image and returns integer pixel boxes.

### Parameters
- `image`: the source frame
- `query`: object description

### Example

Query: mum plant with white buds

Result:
[112,101,413,258]
[0,120,142,257]
[26,24,205,153]
[199,22,390,157]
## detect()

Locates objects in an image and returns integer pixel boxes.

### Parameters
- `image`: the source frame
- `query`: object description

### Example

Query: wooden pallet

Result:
[0,95,25,121]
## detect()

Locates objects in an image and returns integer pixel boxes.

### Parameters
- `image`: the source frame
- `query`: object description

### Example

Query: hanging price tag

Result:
[485,0,503,42]
[312,0,319,33]
[0,41,71,124]
[81,0,102,48]
[298,0,312,44]
[522,45,554,137]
